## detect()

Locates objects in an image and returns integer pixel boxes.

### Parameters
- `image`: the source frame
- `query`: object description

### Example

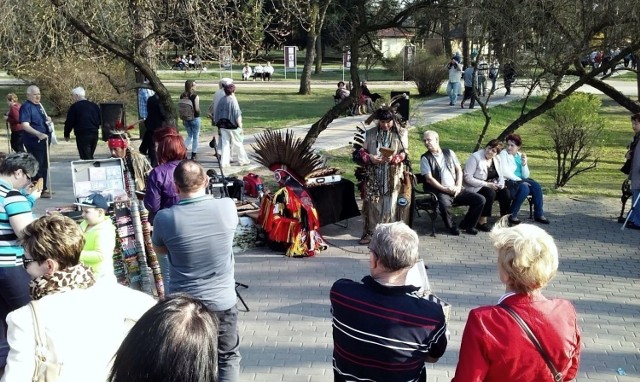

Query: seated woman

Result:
[452,219,581,381]
[2,215,155,382]
[463,139,511,231]
[335,81,350,100]
[242,63,252,81]
[108,294,219,382]
[499,133,549,225]
[361,81,381,103]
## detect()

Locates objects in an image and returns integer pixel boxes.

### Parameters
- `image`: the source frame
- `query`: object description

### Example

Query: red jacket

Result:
[452,293,581,382]
[6,102,22,132]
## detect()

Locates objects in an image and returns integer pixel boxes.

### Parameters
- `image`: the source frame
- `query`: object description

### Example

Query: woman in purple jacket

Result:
[144,127,186,223]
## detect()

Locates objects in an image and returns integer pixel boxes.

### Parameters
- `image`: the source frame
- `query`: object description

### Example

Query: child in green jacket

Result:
[75,193,116,282]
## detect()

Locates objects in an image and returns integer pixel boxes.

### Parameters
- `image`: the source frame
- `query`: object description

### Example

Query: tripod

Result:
[621,192,640,231]
[207,137,230,197]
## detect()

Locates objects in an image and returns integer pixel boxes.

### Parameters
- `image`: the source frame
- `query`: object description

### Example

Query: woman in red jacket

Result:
[452,218,581,381]
[4,93,24,153]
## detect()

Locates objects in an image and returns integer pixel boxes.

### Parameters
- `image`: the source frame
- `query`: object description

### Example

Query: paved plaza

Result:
[22,80,640,381]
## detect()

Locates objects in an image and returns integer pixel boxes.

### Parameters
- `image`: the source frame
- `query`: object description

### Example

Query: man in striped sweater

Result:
[330,222,448,382]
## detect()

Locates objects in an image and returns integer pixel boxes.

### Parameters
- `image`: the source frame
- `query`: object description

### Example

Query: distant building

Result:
[377,28,415,58]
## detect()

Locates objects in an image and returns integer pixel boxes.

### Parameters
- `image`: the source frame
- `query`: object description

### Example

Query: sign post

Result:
[284,46,297,80]
[342,48,351,82]
[403,45,415,82]
[219,46,233,79]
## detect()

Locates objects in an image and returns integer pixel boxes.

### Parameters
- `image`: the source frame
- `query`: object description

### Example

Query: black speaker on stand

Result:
[390,91,410,122]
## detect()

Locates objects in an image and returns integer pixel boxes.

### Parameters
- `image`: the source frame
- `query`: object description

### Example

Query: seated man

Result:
[253,64,264,81]
[420,130,485,235]
[331,222,448,382]
[263,62,274,81]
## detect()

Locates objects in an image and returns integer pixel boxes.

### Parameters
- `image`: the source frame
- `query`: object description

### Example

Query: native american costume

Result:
[254,130,328,257]
[352,100,413,242]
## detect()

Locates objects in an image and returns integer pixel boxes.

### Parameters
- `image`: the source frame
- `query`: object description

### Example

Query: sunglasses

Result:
[22,257,38,268]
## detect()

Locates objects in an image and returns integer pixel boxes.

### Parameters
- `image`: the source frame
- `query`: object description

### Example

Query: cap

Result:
[220,78,233,86]
[74,193,109,210]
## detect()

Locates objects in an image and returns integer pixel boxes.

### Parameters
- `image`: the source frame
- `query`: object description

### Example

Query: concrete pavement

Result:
[18,81,640,381]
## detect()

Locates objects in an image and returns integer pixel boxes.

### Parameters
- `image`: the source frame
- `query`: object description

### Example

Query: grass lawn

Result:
[324,96,632,198]
[612,71,639,81]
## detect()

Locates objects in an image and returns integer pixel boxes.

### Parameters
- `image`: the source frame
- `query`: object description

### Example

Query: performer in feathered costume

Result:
[253,130,328,257]
[351,95,412,245]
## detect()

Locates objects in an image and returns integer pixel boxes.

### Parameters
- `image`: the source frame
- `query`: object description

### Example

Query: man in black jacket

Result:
[64,87,101,160]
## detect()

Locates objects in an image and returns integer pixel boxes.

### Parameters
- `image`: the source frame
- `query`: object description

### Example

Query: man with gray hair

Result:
[63,86,101,159]
[331,221,448,382]
[208,78,233,153]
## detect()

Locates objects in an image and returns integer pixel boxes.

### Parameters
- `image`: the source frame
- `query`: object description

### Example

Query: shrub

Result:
[385,41,447,96]
[545,92,604,188]
[13,56,134,117]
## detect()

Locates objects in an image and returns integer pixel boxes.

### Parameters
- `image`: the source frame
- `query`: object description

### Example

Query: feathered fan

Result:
[251,129,326,180]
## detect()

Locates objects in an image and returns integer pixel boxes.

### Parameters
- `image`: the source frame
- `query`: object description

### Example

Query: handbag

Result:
[498,304,563,382]
[30,300,62,382]
[216,118,238,130]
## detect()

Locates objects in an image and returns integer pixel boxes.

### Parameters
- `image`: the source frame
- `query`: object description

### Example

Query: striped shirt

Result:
[0,179,35,267]
[331,276,448,382]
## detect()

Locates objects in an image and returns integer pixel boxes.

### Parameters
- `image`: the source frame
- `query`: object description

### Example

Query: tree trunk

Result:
[314,34,323,74]
[298,32,317,95]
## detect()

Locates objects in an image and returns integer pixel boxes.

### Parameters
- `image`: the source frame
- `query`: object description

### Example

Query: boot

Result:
[191,153,197,160]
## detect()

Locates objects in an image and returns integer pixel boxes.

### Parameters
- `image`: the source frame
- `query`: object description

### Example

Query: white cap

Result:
[220,78,233,86]
[72,86,86,98]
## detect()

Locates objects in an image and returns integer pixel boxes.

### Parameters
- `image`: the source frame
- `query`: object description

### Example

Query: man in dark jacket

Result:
[64,87,101,160]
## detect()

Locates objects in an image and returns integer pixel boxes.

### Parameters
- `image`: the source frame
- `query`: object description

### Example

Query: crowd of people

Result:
[2,60,637,380]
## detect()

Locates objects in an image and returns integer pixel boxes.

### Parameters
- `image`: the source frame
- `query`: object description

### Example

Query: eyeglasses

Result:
[22,257,38,268]
[23,170,32,182]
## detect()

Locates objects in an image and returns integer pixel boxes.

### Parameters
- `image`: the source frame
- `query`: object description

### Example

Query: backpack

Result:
[243,173,264,198]
[178,97,195,121]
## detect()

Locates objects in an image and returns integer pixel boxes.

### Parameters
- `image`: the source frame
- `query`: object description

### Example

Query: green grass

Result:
[613,71,639,81]
[323,96,632,198]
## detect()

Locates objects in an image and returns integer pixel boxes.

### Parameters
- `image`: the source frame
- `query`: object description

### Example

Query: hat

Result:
[74,193,109,210]
[220,78,233,86]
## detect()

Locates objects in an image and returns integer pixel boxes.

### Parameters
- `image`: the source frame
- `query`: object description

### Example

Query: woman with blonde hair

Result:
[2,215,155,381]
[452,218,581,381]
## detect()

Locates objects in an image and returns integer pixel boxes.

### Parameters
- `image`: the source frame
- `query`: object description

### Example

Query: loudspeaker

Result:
[99,103,126,141]
[390,91,410,122]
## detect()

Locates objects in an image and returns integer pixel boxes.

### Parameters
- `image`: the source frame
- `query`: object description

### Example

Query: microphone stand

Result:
[209,137,229,197]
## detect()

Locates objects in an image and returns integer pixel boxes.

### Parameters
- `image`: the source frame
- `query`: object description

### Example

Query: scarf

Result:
[29,264,96,301]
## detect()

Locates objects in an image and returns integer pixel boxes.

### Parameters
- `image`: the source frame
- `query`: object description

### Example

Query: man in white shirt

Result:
[263,62,274,81]
[420,130,485,235]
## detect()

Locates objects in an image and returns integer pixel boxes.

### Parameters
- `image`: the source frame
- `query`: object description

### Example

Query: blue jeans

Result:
[156,254,171,295]
[447,82,460,104]
[183,117,201,154]
[211,306,241,382]
[510,178,544,219]
[0,266,32,367]
[630,188,640,225]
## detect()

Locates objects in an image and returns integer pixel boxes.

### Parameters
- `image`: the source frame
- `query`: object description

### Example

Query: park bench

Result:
[412,173,533,237]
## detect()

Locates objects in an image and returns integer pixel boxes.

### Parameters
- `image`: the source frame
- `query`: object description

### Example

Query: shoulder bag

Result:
[30,300,62,382]
[498,303,563,382]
